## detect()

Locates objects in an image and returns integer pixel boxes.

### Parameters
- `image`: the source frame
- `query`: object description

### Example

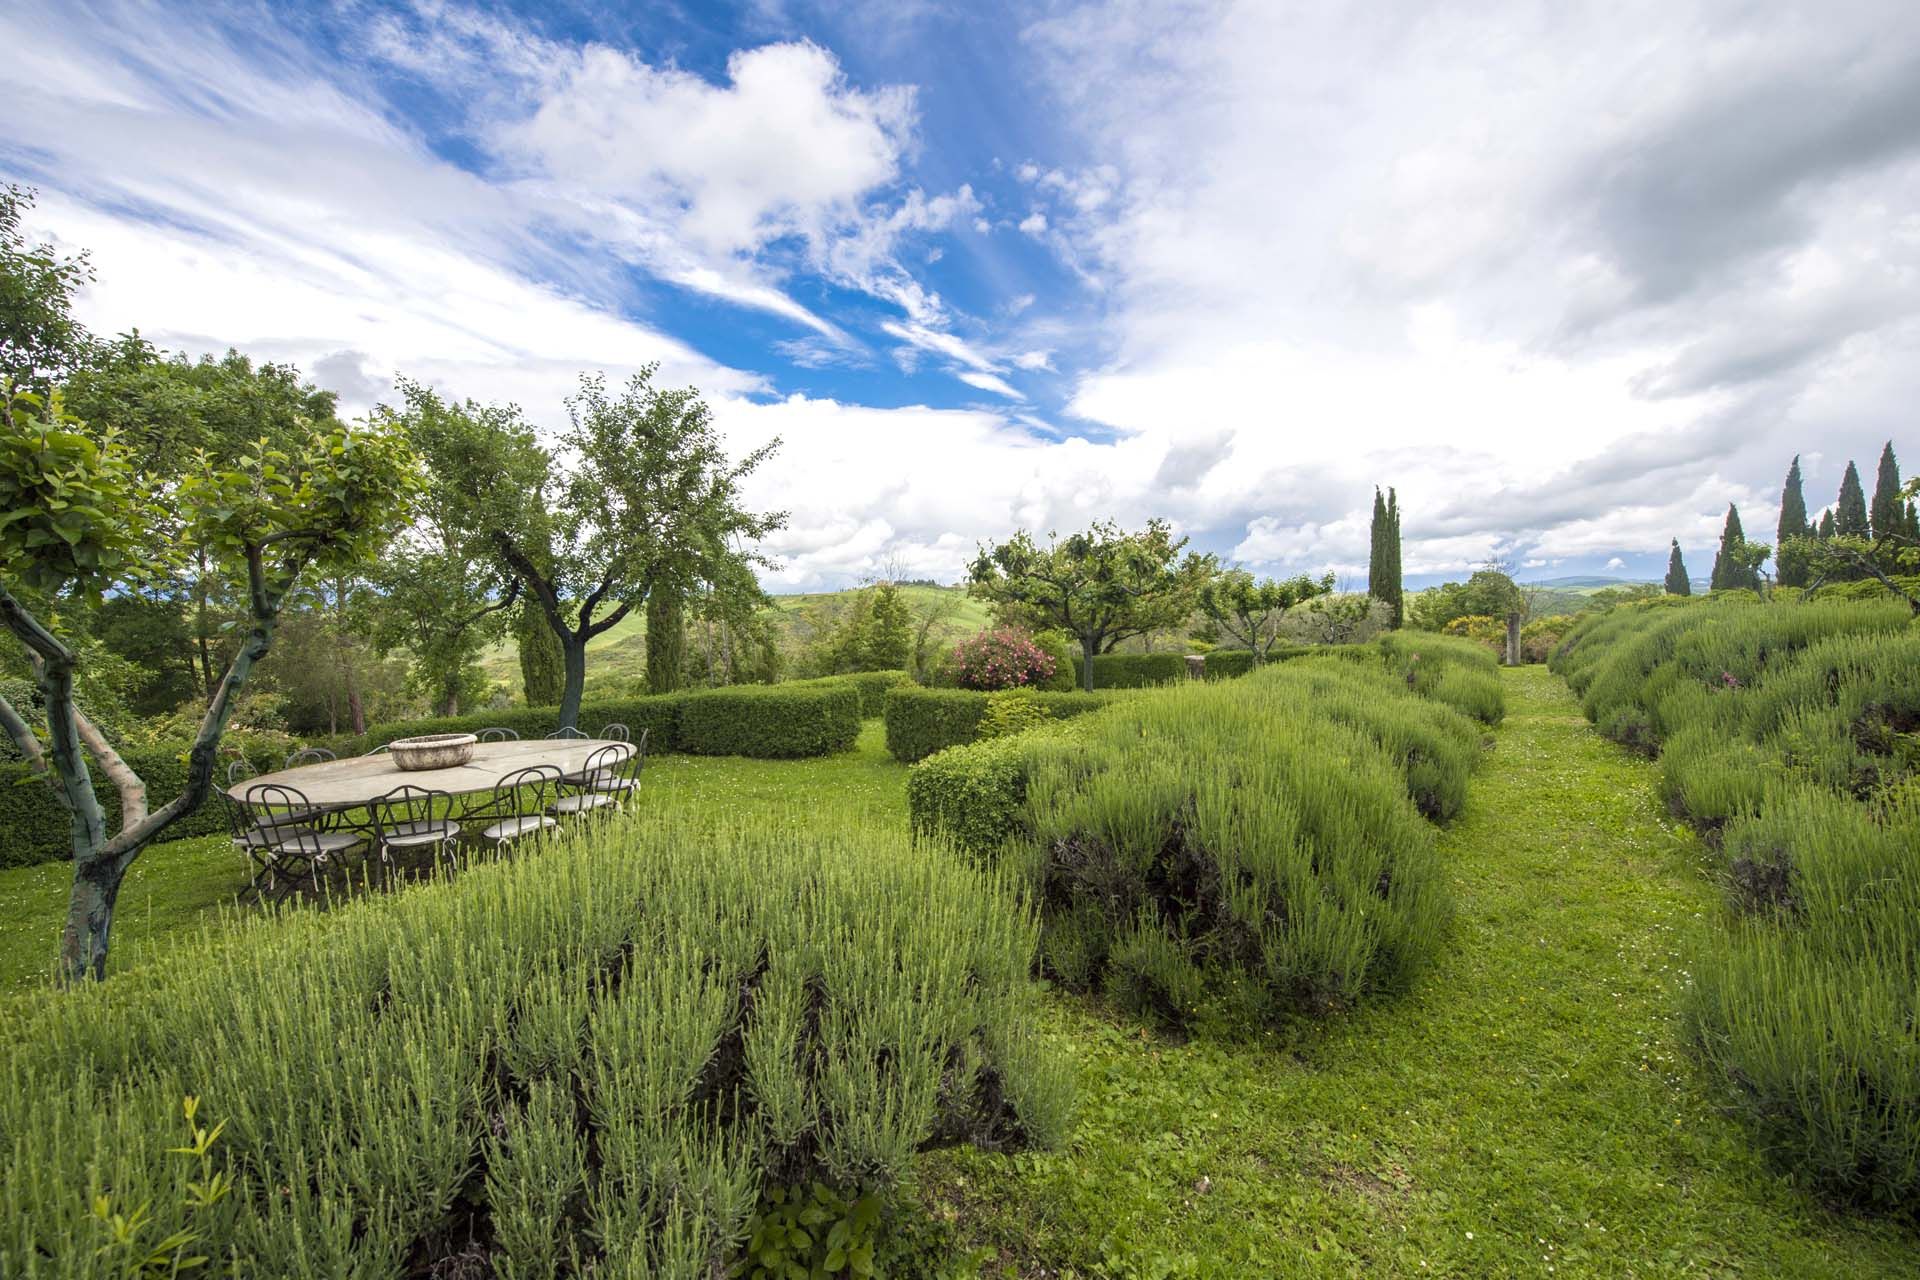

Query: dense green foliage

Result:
[927,659,1472,1031]
[883,686,1120,764]
[0,185,94,393]
[968,519,1216,692]
[1549,596,1920,1205]
[1196,568,1331,660]
[677,682,861,758]
[0,741,283,870]
[786,669,910,718]
[1067,650,1186,689]
[1376,630,1507,725]
[1405,570,1520,633]
[1777,457,1811,588]
[0,812,1071,1276]
[1709,503,1766,592]
[1666,539,1692,595]
[1367,486,1404,627]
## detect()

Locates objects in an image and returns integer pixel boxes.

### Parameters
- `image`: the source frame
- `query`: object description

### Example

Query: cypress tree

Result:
[645,587,686,693]
[1384,487,1404,628]
[1664,540,1691,595]
[1818,508,1835,539]
[516,596,566,706]
[1367,488,1387,603]
[1835,461,1869,536]
[1870,441,1903,541]
[1775,455,1810,587]
[1709,504,1752,591]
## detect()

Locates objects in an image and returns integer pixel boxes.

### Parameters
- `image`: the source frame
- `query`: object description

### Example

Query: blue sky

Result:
[5,0,1918,589]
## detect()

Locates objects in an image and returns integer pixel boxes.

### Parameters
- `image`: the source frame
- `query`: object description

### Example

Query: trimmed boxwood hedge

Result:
[785,669,911,717]
[0,742,289,871]
[679,683,861,758]
[363,693,691,754]
[882,686,1119,764]
[1067,651,1188,689]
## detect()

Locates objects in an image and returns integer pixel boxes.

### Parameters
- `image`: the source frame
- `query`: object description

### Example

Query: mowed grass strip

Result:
[914,667,1916,1277]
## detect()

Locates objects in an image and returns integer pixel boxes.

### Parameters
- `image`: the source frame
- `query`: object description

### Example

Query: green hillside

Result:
[478,584,990,699]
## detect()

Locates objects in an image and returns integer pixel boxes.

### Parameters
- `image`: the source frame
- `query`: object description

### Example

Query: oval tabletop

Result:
[227,739,634,806]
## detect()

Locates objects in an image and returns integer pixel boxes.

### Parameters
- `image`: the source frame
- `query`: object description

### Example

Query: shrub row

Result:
[784,669,911,718]
[1546,596,1920,1207]
[0,812,1072,1276]
[0,742,289,871]
[910,656,1485,1031]
[676,682,861,758]
[1376,630,1507,725]
[881,686,1122,764]
[1061,646,1304,689]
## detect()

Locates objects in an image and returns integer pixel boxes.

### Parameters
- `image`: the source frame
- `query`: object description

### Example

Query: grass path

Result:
[922,666,1915,1277]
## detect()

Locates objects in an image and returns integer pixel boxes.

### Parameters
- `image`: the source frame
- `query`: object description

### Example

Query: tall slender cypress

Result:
[1835,461,1870,536]
[1776,455,1811,587]
[1870,441,1904,541]
[645,586,686,694]
[1384,487,1404,628]
[1818,508,1835,539]
[516,596,565,706]
[1709,504,1755,591]
[1367,488,1387,603]
[1664,539,1691,595]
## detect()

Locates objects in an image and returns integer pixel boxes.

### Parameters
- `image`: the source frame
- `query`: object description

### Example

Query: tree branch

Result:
[449,577,522,633]
[72,704,146,829]
[0,687,60,801]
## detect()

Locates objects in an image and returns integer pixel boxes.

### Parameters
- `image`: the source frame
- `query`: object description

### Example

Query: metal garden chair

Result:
[241,783,365,902]
[476,727,519,743]
[372,784,461,873]
[547,725,589,740]
[580,729,646,806]
[600,722,631,742]
[472,765,561,852]
[551,744,628,820]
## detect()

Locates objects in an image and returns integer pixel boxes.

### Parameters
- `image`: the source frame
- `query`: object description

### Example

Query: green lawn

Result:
[913,667,1915,1276]
[1,675,1912,1274]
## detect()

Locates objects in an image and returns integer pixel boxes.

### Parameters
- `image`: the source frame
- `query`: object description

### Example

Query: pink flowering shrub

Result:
[952,627,1058,691]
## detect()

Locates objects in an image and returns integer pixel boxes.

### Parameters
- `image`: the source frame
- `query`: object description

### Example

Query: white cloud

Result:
[1022,0,1920,575]
[1018,210,1049,236]
[1013,350,1054,370]
[1604,557,1627,571]
[955,371,1025,400]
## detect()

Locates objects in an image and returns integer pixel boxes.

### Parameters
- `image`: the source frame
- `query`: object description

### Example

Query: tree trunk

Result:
[194,549,217,701]
[55,611,277,983]
[59,849,131,983]
[1081,636,1097,692]
[558,636,588,730]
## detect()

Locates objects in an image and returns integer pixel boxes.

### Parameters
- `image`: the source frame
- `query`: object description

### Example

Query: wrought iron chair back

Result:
[284,747,336,768]
[372,784,459,870]
[547,725,589,740]
[476,727,519,743]
[241,783,333,901]
[600,721,631,742]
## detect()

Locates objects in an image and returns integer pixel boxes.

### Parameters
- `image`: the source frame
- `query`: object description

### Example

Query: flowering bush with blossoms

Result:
[952,627,1058,691]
